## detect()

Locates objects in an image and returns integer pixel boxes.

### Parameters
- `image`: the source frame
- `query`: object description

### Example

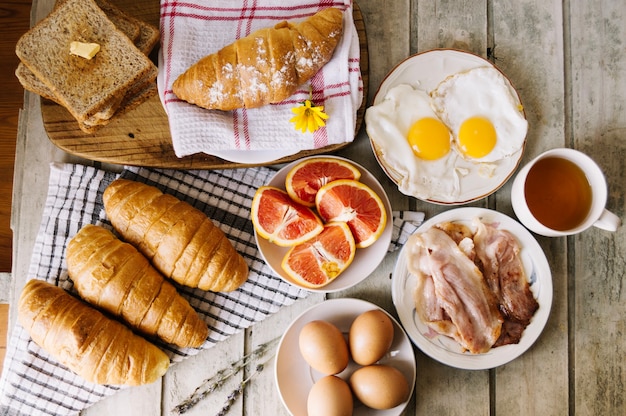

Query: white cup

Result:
[511,148,621,237]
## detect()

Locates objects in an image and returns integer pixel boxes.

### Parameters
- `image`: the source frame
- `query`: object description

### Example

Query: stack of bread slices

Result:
[15,0,160,133]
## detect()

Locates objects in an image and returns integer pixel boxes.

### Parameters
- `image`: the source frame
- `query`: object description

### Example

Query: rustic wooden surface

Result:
[8,0,625,415]
[0,0,31,273]
[0,0,31,380]
[39,0,369,169]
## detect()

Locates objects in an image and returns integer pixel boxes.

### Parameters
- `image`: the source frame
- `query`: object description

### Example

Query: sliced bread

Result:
[54,0,142,42]
[16,0,156,123]
[15,0,160,117]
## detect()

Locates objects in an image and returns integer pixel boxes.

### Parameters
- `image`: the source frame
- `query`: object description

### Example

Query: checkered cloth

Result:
[157,0,363,158]
[0,163,423,416]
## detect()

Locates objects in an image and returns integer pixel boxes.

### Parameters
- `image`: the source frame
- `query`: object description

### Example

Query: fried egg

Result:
[365,84,462,200]
[430,66,528,163]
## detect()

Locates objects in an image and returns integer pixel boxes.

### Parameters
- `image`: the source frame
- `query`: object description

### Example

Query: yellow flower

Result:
[290,99,329,133]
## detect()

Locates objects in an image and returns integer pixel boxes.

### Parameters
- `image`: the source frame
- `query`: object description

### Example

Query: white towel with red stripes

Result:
[157,0,362,159]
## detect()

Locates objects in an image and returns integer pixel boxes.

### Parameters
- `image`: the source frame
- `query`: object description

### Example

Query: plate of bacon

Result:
[391,207,552,370]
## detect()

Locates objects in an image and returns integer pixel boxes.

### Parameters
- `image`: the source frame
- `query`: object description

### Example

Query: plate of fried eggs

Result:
[365,49,528,204]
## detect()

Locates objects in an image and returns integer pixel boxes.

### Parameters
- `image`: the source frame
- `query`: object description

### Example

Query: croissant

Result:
[18,279,169,386]
[172,7,344,110]
[66,224,209,348]
[102,179,249,292]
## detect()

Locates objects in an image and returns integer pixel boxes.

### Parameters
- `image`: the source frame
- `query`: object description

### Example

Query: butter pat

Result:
[70,41,100,59]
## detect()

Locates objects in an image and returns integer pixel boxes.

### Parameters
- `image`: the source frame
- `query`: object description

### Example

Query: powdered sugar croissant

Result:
[103,179,249,292]
[172,7,344,110]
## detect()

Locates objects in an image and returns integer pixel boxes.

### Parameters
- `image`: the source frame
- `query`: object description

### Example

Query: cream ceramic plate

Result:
[369,49,526,205]
[391,207,552,370]
[254,155,393,293]
[209,148,299,164]
[275,298,416,416]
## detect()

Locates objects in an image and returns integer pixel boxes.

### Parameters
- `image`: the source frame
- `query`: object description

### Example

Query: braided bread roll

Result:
[66,224,209,348]
[172,7,344,110]
[103,179,249,292]
[18,279,169,386]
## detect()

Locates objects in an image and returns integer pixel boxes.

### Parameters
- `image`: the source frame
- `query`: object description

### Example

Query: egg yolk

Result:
[407,117,451,160]
[458,116,497,159]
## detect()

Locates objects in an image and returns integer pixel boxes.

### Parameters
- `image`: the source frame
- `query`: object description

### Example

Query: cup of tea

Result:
[511,148,620,237]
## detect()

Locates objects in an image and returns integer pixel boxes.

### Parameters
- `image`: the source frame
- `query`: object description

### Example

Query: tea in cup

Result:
[511,148,620,237]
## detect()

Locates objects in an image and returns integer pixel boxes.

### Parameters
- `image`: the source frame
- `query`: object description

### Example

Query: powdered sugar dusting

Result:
[222,63,234,79]
[239,64,269,93]
[208,81,227,105]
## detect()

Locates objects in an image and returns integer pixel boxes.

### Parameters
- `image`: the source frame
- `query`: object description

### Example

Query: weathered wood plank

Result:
[81,383,162,416]
[359,0,411,104]
[490,1,570,415]
[163,333,245,416]
[413,0,487,56]
[570,0,626,414]
[244,295,325,416]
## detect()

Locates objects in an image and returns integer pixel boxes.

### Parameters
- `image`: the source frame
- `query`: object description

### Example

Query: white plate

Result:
[254,155,393,293]
[210,148,299,164]
[275,298,416,416]
[391,207,552,370]
[369,49,526,205]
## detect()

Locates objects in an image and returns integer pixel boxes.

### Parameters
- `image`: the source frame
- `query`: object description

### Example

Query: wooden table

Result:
[9,0,625,415]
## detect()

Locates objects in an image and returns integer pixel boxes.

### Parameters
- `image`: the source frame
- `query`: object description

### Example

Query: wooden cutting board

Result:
[40,1,368,169]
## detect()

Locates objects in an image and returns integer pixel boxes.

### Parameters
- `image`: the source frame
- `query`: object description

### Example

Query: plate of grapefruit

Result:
[252,156,393,292]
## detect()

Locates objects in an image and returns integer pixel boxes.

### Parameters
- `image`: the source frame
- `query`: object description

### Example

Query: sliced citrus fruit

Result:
[315,179,387,249]
[285,157,362,207]
[251,186,323,246]
[282,222,356,288]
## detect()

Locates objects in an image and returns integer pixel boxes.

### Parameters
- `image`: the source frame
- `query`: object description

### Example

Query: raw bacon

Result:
[473,219,539,326]
[407,227,503,354]
[407,218,539,353]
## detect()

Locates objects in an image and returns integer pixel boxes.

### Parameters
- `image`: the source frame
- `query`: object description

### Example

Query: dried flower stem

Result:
[172,337,279,415]
[215,360,269,416]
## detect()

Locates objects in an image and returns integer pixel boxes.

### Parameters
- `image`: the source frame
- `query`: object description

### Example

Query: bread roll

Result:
[172,7,344,110]
[18,279,169,386]
[66,224,209,348]
[103,179,249,292]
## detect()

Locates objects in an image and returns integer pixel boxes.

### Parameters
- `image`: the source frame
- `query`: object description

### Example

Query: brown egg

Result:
[349,309,395,365]
[299,320,349,375]
[307,375,353,416]
[349,364,410,410]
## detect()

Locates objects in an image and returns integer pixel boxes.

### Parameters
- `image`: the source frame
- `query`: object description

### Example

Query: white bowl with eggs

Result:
[275,298,416,416]
[365,49,528,205]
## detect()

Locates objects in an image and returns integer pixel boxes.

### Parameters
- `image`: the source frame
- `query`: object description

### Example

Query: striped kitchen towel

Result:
[157,0,363,158]
[0,163,422,416]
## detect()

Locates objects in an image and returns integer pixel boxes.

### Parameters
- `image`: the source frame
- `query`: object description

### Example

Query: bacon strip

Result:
[472,219,539,327]
[407,227,503,354]
[412,254,461,343]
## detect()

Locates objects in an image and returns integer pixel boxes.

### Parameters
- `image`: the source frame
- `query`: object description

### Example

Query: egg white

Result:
[430,66,528,163]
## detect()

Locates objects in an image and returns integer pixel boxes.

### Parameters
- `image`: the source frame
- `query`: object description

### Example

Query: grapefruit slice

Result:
[282,222,356,288]
[251,186,323,246]
[285,157,362,207]
[315,179,387,248]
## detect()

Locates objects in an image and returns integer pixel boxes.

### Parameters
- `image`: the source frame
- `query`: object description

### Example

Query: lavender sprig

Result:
[172,337,279,414]
[215,363,265,416]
